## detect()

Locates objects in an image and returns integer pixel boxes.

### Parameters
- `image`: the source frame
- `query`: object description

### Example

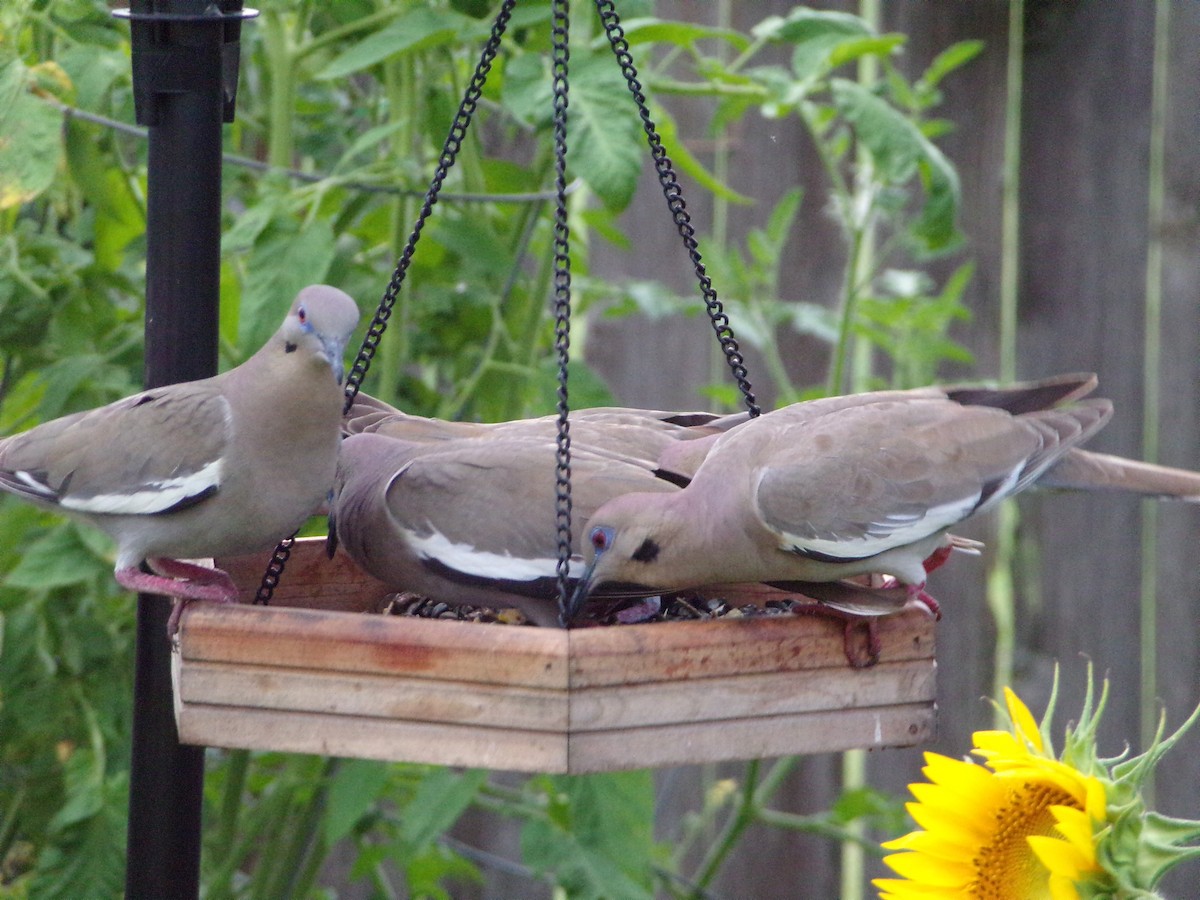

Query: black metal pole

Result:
[119,2,251,895]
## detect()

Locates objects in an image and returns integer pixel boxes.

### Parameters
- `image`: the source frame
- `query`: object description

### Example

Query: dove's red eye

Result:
[591,527,611,552]
[297,305,307,324]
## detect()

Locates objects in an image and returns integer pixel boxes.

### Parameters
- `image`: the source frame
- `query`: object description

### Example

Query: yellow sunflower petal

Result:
[921,753,1006,804]
[1048,805,1098,867]
[1083,776,1107,820]
[905,799,990,842]
[906,785,992,839]
[881,851,975,887]
[1004,686,1046,751]
[972,729,1029,760]
[881,828,978,861]
[1048,872,1084,900]
[872,879,965,900]
[1028,835,1091,879]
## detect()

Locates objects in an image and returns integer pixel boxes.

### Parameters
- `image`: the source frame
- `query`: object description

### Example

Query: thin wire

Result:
[52,99,579,203]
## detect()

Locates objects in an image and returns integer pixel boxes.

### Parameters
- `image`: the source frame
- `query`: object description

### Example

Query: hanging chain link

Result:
[340,0,519,415]
[592,0,760,418]
[254,0,518,605]
[551,0,574,621]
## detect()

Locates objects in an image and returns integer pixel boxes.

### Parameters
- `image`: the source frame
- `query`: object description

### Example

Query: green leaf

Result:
[4,524,105,590]
[64,121,143,271]
[237,219,336,353]
[521,772,658,900]
[317,7,476,80]
[752,8,871,44]
[828,34,906,68]
[752,9,875,82]
[617,18,750,52]
[56,44,126,111]
[912,143,962,252]
[503,53,658,209]
[830,78,922,182]
[918,39,985,92]
[31,765,127,900]
[0,59,65,209]
[568,55,644,211]
[323,759,391,845]
[829,78,961,252]
[398,768,487,851]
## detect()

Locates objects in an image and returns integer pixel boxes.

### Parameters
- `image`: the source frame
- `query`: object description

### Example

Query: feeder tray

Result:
[171,537,937,773]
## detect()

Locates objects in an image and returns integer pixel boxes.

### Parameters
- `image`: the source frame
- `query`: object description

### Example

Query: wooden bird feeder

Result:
[171,1,939,773]
[171,538,936,772]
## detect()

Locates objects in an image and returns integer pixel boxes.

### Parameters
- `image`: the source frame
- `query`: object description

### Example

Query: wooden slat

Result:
[175,654,932,734]
[566,609,934,687]
[566,703,937,773]
[177,659,566,731]
[180,604,570,689]
[175,701,934,774]
[177,705,569,772]
[568,659,935,731]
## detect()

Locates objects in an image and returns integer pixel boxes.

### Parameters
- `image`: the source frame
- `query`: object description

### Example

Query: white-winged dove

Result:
[570,374,1200,619]
[0,285,360,623]
[343,393,739,483]
[331,430,680,625]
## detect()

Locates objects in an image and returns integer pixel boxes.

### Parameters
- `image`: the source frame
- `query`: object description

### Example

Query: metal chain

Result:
[551,0,574,622]
[252,535,293,605]
[341,0,519,414]
[592,0,760,418]
[254,0,518,606]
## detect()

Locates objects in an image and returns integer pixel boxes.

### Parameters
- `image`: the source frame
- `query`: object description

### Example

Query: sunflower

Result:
[874,671,1200,900]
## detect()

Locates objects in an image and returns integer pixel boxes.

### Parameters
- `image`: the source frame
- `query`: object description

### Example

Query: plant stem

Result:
[262,9,297,171]
[757,808,883,851]
[261,759,339,899]
[841,3,880,891]
[690,759,761,894]
[987,0,1025,723]
[378,43,419,406]
[205,749,251,896]
[1139,0,1170,802]
[707,0,735,406]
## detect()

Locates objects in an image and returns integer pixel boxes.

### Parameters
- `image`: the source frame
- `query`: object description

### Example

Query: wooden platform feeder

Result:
[171,537,937,773]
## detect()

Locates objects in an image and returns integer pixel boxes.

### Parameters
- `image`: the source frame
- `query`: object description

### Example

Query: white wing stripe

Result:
[404,526,581,582]
[62,458,224,515]
[781,491,981,560]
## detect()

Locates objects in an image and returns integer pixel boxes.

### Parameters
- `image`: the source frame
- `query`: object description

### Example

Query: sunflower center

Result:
[972,779,1079,899]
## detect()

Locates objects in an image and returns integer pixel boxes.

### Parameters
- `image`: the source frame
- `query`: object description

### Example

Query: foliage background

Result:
[1,1,1198,898]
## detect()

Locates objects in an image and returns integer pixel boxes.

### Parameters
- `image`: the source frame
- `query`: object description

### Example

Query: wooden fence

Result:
[552,2,1200,897]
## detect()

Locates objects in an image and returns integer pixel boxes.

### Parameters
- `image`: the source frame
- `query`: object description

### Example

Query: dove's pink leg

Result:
[116,559,239,635]
[791,604,881,669]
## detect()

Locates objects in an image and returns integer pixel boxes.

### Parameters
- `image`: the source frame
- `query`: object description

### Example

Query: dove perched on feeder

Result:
[570,374,1200,621]
[343,393,740,484]
[331,430,681,625]
[0,285,360,625]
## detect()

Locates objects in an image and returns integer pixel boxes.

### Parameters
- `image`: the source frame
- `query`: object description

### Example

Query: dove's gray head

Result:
[278,285,360,386]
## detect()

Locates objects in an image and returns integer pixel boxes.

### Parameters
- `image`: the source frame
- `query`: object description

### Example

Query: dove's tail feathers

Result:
[1041,449,1200,501]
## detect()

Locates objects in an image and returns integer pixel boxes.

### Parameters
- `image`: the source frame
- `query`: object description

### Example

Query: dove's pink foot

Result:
[116,559,239,635]
[876,576,942,621]
[791,603,881,669]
